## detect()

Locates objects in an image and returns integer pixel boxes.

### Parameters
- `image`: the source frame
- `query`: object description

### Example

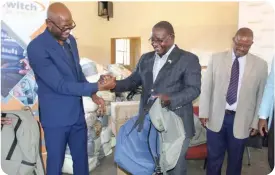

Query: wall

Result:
[63,2,239,65]
[239,1,274,66]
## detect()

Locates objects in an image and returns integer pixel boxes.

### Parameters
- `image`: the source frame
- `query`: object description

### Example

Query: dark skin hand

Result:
[258,119,268,136]
[98,77,116,91]
[98,75,116,90]
[1,118,12,125]
[250,128,258,136]
[91,94,105,115]
[153,94,170,108]
[199,118,209,128]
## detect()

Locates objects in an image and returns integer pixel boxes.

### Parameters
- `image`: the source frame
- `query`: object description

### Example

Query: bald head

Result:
[232,27,254,57]
[235,27,254,39]
[47,2,72,22]
[46,2,75,42]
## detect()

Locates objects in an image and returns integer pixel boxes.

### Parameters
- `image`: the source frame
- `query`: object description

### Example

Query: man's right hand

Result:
[1,118,12,125]
[258,119,268,136]
[91,94,105,115]
[199,118,208,128]
[98,75,116,91]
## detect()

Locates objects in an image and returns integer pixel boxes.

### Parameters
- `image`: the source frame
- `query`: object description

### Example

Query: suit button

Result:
[151,89,154,92]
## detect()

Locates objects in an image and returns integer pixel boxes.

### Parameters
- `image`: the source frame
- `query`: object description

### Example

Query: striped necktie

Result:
[226,57,240,105]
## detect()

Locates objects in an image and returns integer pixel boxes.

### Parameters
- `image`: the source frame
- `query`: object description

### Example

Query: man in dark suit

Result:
[27,3,115,175]
[103,21,201,175]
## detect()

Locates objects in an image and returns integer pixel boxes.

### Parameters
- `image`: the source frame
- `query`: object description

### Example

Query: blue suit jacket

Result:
[27,29,98,127]
[258,58,274,129]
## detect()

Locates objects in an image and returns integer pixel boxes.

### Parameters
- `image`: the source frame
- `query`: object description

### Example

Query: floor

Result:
[91,147,271,175]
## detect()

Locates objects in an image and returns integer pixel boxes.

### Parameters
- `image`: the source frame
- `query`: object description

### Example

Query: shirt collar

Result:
[232,50,246,60]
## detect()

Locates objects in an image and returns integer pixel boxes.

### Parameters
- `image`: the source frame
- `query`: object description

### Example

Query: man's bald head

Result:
[46,2,75,42]
[232,27,254,57]
[47,2,72,22]
[235,27,254,39]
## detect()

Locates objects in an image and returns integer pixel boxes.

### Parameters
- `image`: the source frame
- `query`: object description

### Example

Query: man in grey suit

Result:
[102,21,201,174]
[199,28,268,175]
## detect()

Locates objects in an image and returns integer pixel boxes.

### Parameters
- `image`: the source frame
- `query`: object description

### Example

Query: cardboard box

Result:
[117,166,131,175]
[110,101,140,136]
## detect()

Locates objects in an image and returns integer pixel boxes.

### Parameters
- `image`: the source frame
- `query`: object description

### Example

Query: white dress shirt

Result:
[225,51,246,111]
[153,44,175,82]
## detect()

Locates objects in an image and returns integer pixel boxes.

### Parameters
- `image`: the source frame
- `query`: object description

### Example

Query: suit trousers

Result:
[43,115,89,175]
[268,116,274,170]
[167,138,191,175]
[206,113,247,175]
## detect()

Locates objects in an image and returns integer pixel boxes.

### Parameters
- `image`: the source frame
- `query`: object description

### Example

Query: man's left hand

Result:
[250,128,258,136]
[1,118,12,125]
[91,94,105,115]
[18,58,31,75]
[153,94,170,107]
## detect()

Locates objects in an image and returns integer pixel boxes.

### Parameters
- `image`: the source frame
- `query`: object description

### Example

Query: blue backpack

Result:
[114,115,159,175]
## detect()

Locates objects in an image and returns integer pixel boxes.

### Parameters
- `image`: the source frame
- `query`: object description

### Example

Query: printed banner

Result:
[1,0,49,110]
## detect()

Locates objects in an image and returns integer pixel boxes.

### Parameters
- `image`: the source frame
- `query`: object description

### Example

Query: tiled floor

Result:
[91,147,271,175]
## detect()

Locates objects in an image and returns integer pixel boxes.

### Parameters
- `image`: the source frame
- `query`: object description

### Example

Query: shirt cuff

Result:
[259,115,268,120]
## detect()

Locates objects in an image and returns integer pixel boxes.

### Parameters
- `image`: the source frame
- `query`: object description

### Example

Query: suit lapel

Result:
[44,29,77,77]
[154,45,181,85]
[50,44,77,76]
[69,41,81,79]
[145,53,155,88]
[224,50,233,81]
[242,53,254,84]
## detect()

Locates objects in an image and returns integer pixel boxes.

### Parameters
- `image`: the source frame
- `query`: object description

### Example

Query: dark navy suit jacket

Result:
[113,46,201,138]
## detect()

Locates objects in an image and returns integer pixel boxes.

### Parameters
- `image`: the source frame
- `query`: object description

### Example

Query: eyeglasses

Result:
[47,19,76,33]
[149,34,173,45]
[233,38,252,50]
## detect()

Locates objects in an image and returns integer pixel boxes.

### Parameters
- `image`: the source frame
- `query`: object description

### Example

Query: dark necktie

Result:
[226,57,239,105]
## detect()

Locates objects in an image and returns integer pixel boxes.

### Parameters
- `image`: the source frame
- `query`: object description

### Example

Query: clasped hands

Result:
[97,74,116,91]
[92,74,116,115]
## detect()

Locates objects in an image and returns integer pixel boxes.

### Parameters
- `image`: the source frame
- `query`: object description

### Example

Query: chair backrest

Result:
[186,144,207,160]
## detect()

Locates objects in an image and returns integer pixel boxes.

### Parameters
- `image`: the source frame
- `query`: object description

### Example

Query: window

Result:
[111,37,141,70]
[115,39,130,65]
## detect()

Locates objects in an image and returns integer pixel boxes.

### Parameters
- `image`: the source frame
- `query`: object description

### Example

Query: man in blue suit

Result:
[258,58,274,170]
[27,2,116,175]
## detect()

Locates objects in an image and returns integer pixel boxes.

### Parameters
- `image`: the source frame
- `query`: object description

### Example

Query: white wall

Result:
[238,1,274,66]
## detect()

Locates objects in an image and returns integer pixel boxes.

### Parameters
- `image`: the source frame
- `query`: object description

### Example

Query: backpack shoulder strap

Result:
[2,113,22,160]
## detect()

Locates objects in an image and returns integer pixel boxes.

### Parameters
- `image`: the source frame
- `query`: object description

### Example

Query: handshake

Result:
[97,74,117,91]
[92,74,116,115]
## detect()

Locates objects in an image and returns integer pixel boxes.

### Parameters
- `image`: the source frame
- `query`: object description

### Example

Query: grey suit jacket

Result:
[199,50,268,139]
[114,45,201,138]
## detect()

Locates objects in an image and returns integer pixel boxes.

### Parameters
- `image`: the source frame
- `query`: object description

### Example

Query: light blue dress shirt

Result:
[258,58,274,129]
